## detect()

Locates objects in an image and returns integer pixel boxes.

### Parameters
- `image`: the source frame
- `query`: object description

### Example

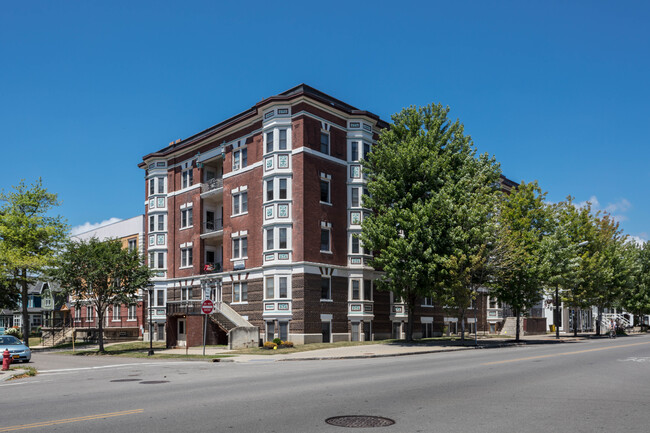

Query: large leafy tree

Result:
[0,179,67,345]
[620,241,649,326]
[361,103,501,341]
[582,214,635,334]
[490,181,548,341]
[52,238,151,352]
[554,199,598,336]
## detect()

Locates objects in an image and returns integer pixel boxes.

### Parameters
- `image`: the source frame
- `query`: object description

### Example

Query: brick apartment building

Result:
[139,84,494,348]
[69,215,147,341]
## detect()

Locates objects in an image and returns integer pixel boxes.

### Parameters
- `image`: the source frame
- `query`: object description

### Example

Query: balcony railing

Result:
[203,262,222,273]
[201,178,223,193]
[203,219,223,233]
[167,300,203,315]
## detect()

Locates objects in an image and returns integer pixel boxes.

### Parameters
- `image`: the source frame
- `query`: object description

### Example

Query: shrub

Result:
[272,337,282,345]
[279,341,294,348]
[263,341,277,350]
[30,327,42,337]
[5,327,22,339]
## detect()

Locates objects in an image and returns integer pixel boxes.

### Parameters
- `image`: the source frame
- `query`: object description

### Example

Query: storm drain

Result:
[139,380,169,384]
[110,379,142,382]
[325,416,395,428]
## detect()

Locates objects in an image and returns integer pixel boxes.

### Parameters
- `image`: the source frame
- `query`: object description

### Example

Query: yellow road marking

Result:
[482,341,650,366]
[0,409,144,432]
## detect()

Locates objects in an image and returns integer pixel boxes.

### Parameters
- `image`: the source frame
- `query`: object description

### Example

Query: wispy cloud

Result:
[577,196,633,225]
[628,235,647,246]
[577,195,600,209]
[70,217,123,236]
[605,198,631,214]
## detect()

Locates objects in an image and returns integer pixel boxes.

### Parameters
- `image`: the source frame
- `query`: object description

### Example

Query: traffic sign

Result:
[201,299,214,314]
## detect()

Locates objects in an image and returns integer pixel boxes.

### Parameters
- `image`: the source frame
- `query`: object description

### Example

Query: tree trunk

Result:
[459,310,466,345]
[573,309,578,337]
[515,308,521,342]
[406,298,414,342]
[21,268,30,347]
[97,305,105,352]
[406,304,413,343]
[596,306,602,336]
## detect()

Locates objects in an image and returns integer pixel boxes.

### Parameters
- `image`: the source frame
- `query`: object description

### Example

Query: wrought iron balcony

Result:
[167,300,203,315]
[203,219,223,233]
[201,177,223,193]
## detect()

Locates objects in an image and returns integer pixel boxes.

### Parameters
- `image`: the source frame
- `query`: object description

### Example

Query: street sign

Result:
[201,299,214,314]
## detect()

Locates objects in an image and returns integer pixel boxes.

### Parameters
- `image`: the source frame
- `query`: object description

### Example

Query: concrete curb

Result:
[0,368,29,382]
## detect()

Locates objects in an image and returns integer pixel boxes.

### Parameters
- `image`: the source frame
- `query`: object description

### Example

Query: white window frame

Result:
[86,305,94,321]
[182,169,193,189]
[233,147,248,171]
[112,304,121,321]
[320,177,331,205]
[157,176,166,194]
[350,234,360,254]
[321,276,331,301]
[181,287,192,301]
[180,207,193,229]
[351,187,361,208]
[266,228,274,251]
[279,129,287,150]
[264,226,291,252]
[320,131,330,155]
[232,236,248,259]
[350,141,359,162]
[264,275,291,300]
[180,246,193,268]
[232,191,248,216]
[320,226,331,253]
[232,282,248,304]
[127,305,136,321]
[350,279,361,301]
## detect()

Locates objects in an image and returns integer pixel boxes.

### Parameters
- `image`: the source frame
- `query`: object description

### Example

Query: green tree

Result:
[620,241,649,326]
[490,181,548,342]
[52,238,151,352]
[0,179,67,345]
[361,103,501,341]
[555,199,598,336]
[582,214,635,334]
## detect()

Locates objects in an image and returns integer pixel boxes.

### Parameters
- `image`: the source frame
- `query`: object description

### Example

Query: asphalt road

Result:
[2,335,650,432]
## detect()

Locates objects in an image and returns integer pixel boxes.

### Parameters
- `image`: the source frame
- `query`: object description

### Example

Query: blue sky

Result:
[1,1,648,242]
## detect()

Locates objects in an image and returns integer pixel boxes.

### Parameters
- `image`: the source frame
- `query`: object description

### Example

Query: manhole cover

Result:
[326,416,395,428]
[139,380,169,384]
[110,379,142,382]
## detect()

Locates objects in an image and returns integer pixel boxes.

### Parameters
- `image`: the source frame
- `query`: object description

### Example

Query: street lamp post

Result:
[147,284,154,356]
[555,240,589,340]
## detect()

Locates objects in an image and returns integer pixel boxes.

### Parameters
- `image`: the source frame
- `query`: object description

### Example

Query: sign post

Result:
[201,300,214,356]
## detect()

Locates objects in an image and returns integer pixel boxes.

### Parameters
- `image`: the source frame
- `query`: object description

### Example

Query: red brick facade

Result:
[140,85,492,348]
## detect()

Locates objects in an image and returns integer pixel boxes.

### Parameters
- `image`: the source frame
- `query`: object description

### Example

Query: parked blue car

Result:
[0,335,31,363]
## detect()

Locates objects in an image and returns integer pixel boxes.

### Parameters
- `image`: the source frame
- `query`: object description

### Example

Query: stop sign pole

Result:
[201,300,214,356]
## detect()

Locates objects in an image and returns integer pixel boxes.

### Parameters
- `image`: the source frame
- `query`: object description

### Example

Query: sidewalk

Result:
[155,332,593,363]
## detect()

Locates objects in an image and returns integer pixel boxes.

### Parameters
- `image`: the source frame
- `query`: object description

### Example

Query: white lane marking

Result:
[620,357,650,363]
[39,361,194,373]
[0,380,50,387]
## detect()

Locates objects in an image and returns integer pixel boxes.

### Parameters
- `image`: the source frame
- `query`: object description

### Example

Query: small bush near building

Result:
[5,327,22,339]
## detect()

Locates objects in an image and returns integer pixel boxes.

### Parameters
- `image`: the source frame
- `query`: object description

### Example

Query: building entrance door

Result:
[177,318,186,347]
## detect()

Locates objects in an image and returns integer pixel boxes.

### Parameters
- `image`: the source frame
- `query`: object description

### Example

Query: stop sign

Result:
[201,299,214,314]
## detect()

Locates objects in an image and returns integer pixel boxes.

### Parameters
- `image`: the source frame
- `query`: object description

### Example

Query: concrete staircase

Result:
[499,317,524,336]
[598,313,632,331]
[208,302,258,349]
[41,327,74,347]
